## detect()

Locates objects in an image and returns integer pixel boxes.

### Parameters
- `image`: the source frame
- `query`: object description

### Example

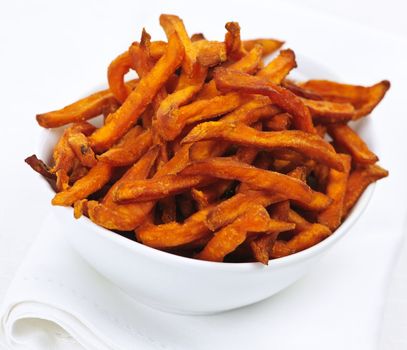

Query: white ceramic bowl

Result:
[36,127,375,315]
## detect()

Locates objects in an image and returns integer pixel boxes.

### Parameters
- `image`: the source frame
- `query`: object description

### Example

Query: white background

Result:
[0,0,406,349]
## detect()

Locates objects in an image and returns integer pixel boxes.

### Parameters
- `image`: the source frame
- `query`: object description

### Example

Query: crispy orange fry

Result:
[287,209,311,231]
[282,80,323,100]
[193,40,227,67]
[224,22,247,61]
[191,33,206,41]
[52,161,112,206]
[317,154,351,230]
[269,200,290,221]
[36,82,136,128]
[197,205,294,262]
[129,37,154,77]
[214,67,316,133]
[89,33,184,152]
[301,98,355,123]
[300,79,390,119]
[264,112,291,131]
[98,128,153,166]
[52,122,96,191]
[243,38,284,56]
[160,14,196,76]
[250,234,278,264]
[257,49,297,84]
[114,174,211,203]
[343,164,388,217]
[67,132,97,167]
[86,147,159,230]
[136,206,214,249]
[107,51,135,103]
[182,122,344,170]
[228,44,263,74]
[271,223,331,258]
[159,93,245,141]
[24,155,56,181]
[222,96,280,124]
[328,123,378,165]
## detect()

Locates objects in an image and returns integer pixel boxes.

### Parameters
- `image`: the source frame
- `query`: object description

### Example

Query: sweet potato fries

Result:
[26,14,389,264]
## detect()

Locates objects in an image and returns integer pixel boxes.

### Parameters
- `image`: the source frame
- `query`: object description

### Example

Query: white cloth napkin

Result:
[379,228,407,350]
[0,209,404,350]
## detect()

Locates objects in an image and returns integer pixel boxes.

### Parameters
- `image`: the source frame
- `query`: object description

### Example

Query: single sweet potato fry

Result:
[191,33,206,41]
[136,206,214,249]
[160,14,196,76]
[327,123,378,165]
[98,128,153,166]
[52,161,113,206]
[52,122,96,191]
[224,22,247,61]
[301,98,355,123]
[271,223,331,258]
[222,96,280,124]
[86,147,159,230]
[189,140,229,161]
[287,209,312,231]
[282,80,322,100]
[250,233,279,264]
[228,44,263,74]
[317,154,351,230]
[257,49,297,84]
[193,40,227,67]
[343,164,388,217]
[89,33,184,152]
[300,79,390,119]
[107,51,135,103]
[181,122,344,170]
[36,82,136,128]
[25,155,56,181]
[269,200,290,221]
[114,174,212,203]
[243,38,284,57]
[68,132,97,167]
[214,67,316,133]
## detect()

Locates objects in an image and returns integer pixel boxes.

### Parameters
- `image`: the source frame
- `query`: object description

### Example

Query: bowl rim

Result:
[37,129,376,272]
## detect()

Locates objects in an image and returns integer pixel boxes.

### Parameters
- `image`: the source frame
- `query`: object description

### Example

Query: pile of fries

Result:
[26,14,389,264]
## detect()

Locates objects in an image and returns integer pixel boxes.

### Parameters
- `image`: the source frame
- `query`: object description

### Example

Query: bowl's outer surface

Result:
[36,54,376,314]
